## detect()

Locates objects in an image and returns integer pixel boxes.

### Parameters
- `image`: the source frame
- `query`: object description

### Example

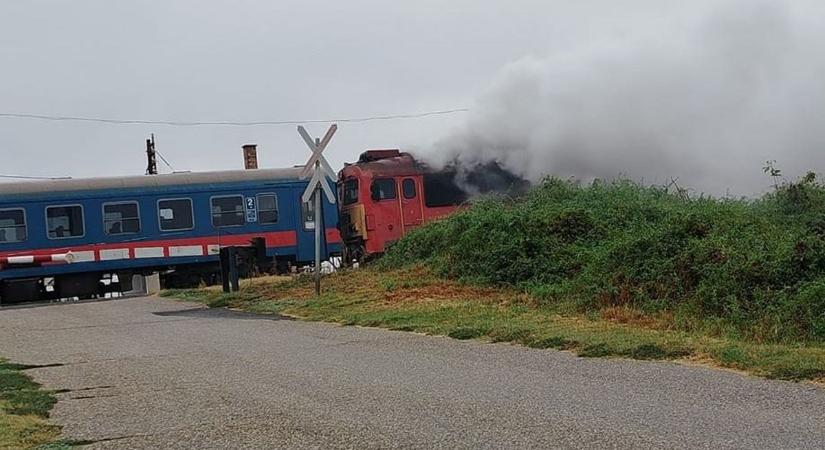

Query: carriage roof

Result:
[0,167,306,197]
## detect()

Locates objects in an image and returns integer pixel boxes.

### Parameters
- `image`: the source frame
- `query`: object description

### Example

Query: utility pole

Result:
[146,134,157,175]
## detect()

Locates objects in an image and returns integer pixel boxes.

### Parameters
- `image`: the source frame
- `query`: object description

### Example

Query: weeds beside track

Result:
[164,267,825,382]
[167,174,825,382]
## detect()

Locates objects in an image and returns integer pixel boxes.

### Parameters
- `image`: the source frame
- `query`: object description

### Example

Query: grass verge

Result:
[382,177,825,344]
[0,359,62,450]
[162,267,825,383]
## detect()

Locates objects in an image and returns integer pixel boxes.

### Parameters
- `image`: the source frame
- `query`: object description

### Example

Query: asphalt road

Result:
[0,297,823,449]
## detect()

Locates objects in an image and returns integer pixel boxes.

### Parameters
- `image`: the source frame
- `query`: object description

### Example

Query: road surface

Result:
[0,296,823,449]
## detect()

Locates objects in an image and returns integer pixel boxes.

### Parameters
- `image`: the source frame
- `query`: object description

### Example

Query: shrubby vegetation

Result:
[382,172,825,343]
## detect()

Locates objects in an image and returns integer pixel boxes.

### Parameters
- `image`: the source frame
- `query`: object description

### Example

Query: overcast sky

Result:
[0,1,713,176]
[2,1,823,195]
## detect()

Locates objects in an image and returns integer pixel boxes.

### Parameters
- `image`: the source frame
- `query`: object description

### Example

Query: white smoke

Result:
[431,1,825,196]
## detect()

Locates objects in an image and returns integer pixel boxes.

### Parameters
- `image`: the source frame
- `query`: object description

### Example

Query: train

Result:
[338,149,465,261]
[0,149,464,304]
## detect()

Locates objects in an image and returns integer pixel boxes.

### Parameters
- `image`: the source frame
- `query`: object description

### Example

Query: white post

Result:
[314,159,322,296]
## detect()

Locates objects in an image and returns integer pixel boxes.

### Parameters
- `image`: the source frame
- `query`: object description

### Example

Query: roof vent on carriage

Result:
[358,149,402,163]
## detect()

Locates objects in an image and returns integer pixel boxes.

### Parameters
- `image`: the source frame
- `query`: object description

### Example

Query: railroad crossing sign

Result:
[299,124,337,204]
[298,124,338,296]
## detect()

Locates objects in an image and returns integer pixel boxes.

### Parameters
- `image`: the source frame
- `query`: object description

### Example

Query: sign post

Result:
[314,159,321,295]
[298,124,337,296]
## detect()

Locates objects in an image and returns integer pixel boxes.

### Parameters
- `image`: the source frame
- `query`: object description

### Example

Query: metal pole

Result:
[228,246,240,293]
[314,160,322,296]
[220,248,230,293]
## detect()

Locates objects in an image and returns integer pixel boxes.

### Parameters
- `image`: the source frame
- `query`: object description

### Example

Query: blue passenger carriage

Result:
[0,168,340,303]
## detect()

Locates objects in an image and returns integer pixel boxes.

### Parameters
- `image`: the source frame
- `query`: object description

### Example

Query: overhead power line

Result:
[0,108,470,127]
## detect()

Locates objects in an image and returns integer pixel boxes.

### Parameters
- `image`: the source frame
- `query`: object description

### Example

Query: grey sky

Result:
[432,0,825,195]
[2,1,821,195]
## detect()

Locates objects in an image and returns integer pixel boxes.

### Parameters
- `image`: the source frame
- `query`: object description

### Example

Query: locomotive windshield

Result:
[343,179,359,205]
[371,179,397,201]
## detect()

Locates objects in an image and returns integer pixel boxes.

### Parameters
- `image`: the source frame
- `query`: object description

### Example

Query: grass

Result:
[0,360,61,449]
[381,176,825,344]
[165,174,825,382]
[163,266,825,382]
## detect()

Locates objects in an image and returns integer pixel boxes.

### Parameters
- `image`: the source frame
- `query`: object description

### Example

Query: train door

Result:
[400,177,423,230]
[369,177,402,250]
[294,188,327,263]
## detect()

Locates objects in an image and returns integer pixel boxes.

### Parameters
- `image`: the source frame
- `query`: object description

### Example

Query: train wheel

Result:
[56,273,103,300]
[349,244,366,266]
[0,279,42,305]
[275,260,291,275]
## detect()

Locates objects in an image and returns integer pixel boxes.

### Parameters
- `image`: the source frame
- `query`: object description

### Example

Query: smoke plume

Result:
[429,1,825,196]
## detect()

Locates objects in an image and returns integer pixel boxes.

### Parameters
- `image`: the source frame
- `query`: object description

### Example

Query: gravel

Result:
[0,296,823,449]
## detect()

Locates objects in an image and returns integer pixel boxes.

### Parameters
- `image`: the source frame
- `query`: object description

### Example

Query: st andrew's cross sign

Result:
[297,124,337,295]
[299,124,337,204]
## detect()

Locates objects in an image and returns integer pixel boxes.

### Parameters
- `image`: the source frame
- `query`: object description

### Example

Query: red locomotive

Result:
[337,150,467,262]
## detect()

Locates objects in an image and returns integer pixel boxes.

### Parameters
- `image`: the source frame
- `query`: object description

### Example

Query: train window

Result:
[210,195,245,228]
[370,178,396,201]
[402,179,416,199]
[0,209,26,243]
[46,205,84,239]
[158,198,194,231]
[103,202,140,235]
[302,201,315,230]
[343,179,359,205]
[257,194,279,224]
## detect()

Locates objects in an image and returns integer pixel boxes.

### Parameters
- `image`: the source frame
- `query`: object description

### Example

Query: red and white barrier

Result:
[0,252,74,268]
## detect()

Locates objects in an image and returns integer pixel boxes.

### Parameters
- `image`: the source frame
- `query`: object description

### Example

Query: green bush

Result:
[381,176,825,343]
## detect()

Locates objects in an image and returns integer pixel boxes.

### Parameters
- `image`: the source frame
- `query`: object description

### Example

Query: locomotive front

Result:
[337,149,464,264]
[338,164,369,263]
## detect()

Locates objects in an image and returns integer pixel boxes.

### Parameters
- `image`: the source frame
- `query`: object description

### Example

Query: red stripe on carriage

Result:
[0,228,342,262]
[326,228,341,243]
[0,229,332,261]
